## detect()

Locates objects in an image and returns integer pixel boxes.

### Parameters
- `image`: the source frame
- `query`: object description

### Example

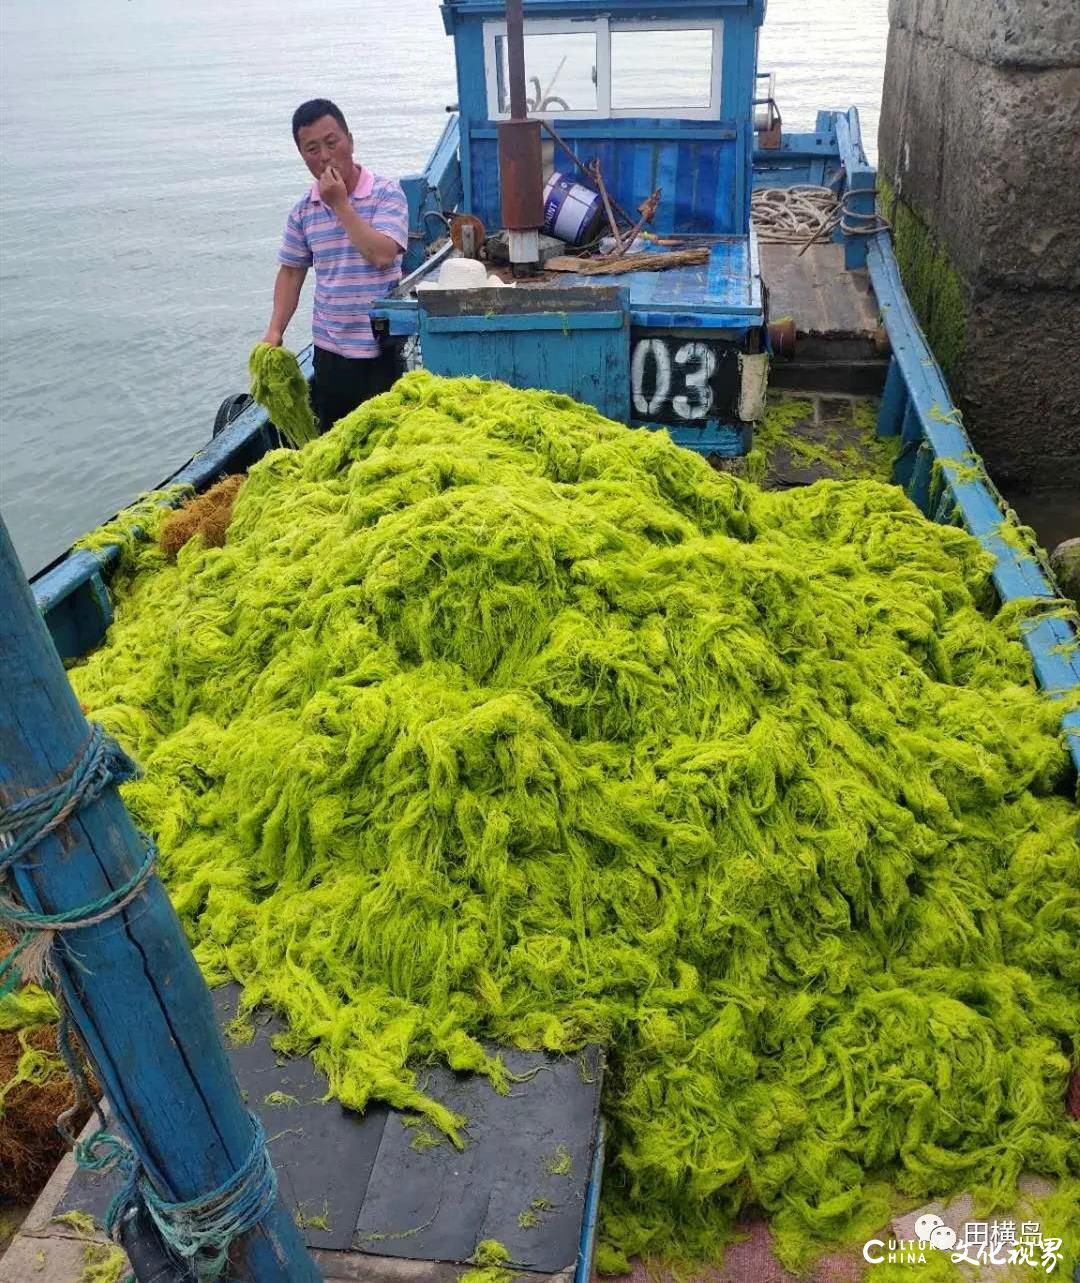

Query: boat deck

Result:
[759,241,879,339]
[0,985,603,1283]
[760,241,889,395]
[516,237,763,327]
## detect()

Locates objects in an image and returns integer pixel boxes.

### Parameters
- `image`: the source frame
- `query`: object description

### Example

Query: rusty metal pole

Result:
[498,0,544,272]
[505,0,528,119]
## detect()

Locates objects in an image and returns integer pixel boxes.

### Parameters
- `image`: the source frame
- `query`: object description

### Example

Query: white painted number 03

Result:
[631,340,716,421]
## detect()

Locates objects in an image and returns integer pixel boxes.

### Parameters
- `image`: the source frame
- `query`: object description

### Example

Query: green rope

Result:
[0,725,156,997]
[88,1113,278,1282]
[1,727,280,1279]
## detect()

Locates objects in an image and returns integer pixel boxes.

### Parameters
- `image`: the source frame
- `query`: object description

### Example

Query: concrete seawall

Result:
[878,0,1080,491]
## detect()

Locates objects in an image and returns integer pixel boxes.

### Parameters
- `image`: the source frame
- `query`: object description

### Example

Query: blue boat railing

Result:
[31,349,314,661]
[832,107,1080,774]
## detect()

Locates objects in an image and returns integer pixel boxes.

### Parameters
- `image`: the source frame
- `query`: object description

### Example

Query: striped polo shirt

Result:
[278,168,409,359]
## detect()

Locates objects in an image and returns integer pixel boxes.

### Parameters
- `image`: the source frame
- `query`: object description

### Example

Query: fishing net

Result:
[63,373,1079,1268]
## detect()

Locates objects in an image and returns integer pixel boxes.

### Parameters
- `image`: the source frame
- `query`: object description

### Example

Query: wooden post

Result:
[0,516,321,1283]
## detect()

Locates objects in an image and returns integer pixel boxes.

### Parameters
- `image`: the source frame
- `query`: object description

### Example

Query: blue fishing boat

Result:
[5,0,1078,1280]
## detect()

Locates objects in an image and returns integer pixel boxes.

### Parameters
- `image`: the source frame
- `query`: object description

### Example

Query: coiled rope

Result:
[752,185,890,249]
[0,724,278,1279]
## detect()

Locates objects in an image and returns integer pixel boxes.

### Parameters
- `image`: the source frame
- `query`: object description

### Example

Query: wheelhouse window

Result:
[483,19,722,121]
[494,31,599,115]
[610,29,715,113]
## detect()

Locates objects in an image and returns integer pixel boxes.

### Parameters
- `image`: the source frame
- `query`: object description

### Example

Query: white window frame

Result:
[484,17,611,122]
[482,17,723,122]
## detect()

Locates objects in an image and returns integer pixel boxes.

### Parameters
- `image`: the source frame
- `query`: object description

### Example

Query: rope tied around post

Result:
[0,723,282,1279]
[0,723,155,994]
[82,1112,280,1282]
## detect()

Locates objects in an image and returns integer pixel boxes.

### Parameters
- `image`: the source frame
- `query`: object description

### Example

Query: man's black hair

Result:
[292,99,349,145]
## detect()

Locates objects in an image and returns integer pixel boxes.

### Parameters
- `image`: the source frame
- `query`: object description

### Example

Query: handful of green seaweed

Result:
[69,373,1079,1270]
[248,342,318,447]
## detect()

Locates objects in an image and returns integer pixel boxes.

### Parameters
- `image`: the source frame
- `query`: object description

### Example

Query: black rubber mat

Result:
[354,1045,603,1270]
[56,983,604,1270]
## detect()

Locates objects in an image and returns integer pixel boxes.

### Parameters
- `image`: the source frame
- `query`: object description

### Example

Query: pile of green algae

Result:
[68,372,1079,1270]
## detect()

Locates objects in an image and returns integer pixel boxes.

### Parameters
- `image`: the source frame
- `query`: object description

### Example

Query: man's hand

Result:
[319,164,349,213]
[262,327,283,347]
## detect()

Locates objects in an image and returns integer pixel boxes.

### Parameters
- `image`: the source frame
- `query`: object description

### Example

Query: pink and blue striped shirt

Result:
[278,168,409,359]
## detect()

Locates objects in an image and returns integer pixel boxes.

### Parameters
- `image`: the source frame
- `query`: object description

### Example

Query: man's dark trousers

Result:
[311,344,402,435]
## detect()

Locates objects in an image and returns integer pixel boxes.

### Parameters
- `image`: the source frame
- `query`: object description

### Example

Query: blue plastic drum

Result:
[543,172,605,246]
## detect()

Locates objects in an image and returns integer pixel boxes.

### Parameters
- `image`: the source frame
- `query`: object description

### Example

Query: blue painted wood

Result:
[427,312,625,333]
[472,123,739,142]
[901,401,922,444]
[450,0,761,238]
[663,421,749,454]
[445,0,759,16]
[470,130,741,235]
[375,237,763,342]
[419,299,631,421]
[834,108,875,269]
[426,113,464,208]
[0,517,321,1282]
[878,357,906,437]
[400,175,427,275]
[862,230,1080,772]
[908,443,934,515]
[630,313,752,331]
[550,237,762,322]
[400,120,464,272]
[755,128,837,157]
[34,565,115,662]
[755,120,845,193]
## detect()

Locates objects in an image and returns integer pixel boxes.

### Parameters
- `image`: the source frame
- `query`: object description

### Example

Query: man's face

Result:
[296,115,355,181]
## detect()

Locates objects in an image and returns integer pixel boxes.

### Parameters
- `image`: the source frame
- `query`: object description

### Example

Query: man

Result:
[264,99,409,434]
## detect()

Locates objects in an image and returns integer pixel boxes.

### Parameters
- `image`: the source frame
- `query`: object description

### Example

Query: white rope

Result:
[752,185,841,244]
[752,185,891,249]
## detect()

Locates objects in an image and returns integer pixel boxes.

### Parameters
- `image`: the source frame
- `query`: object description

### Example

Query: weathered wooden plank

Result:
[758,242,879,338]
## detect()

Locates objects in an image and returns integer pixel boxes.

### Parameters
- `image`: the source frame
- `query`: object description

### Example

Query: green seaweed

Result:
[460,1239,515,1283]
[294,1200,332,1232]
[0,1032,67,1112]
[749,395,898,487]
[73,486,192,572]
[79,1243,128,1283]
[543,1145,573,1177]
[52,1211,98,1238]
[263,1091,298,1108]
[879,179,969,377]
[518,1198,553,1230]
[933,455,984,488]
[249,343,319,447]
[0,1209,23,1253]
[223,1015,255,1046]
[410,1128,444,1153]
[0,986,57,1033]
[69,373,1080,1273]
